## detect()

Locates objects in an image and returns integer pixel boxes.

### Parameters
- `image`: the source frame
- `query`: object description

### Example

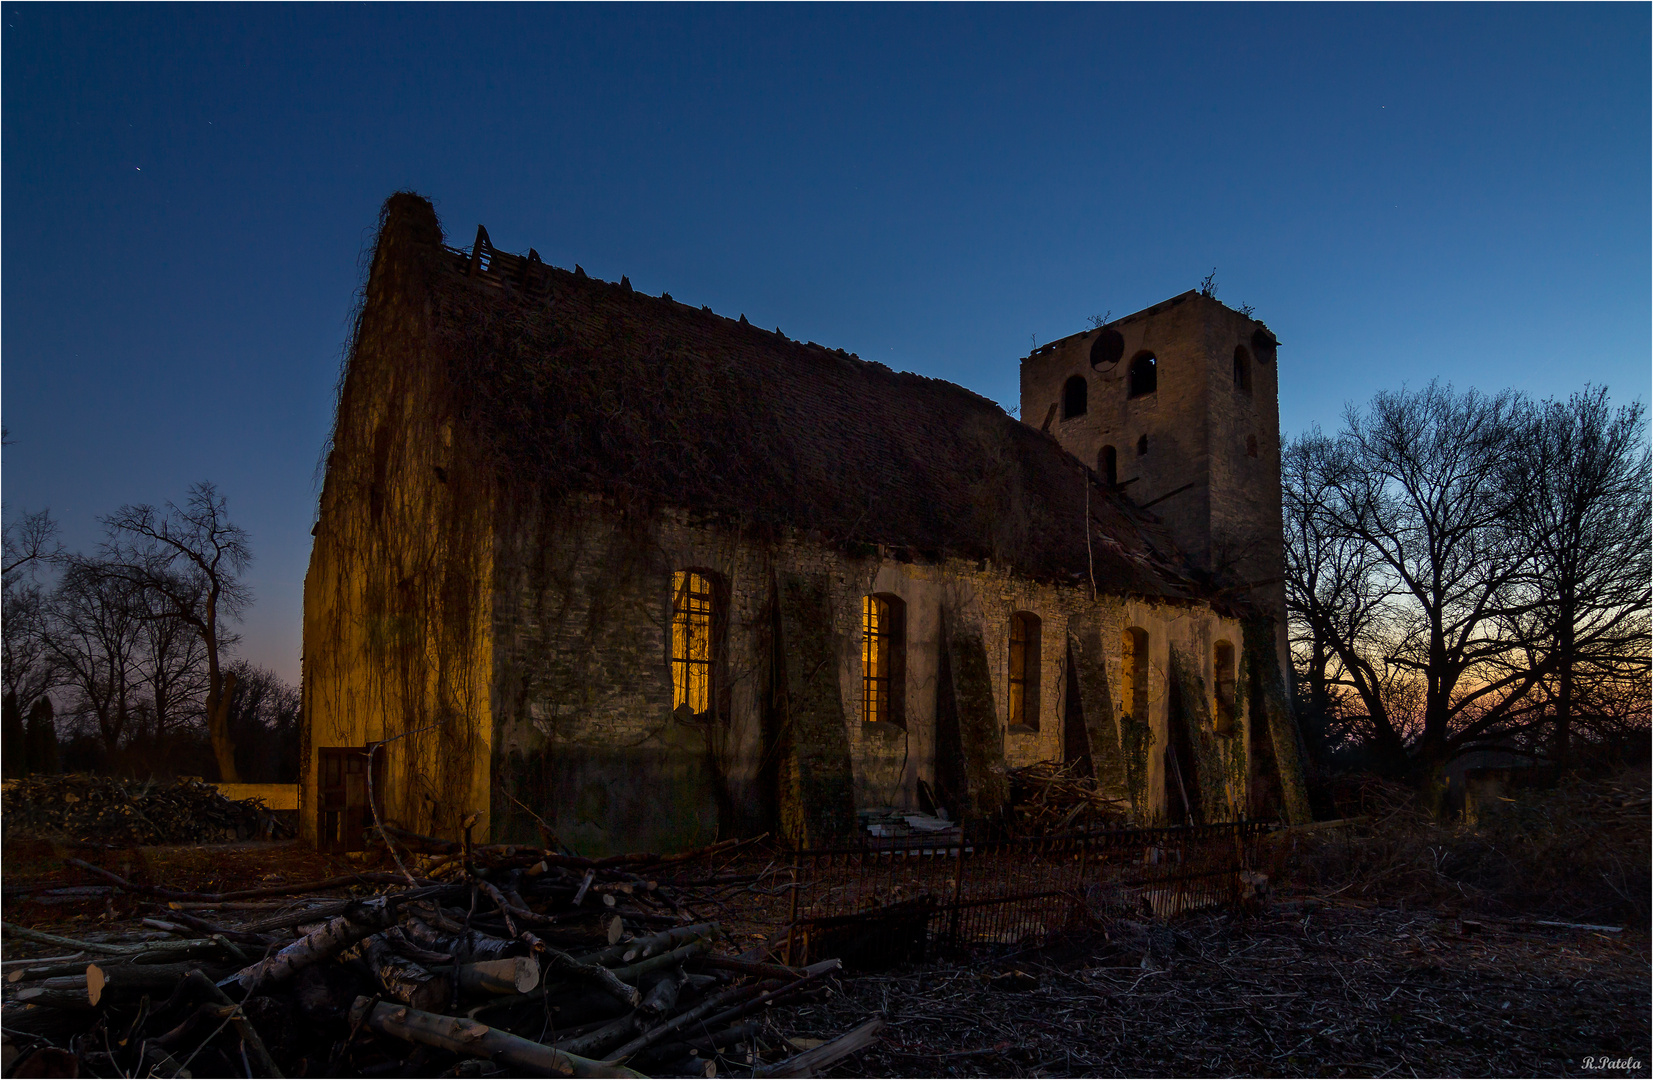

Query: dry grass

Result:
[1287,766,1650,925]
[770,902,1648,1078]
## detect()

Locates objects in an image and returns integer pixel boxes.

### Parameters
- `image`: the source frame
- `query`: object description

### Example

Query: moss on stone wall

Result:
[303,194,494,845]
[1167,644,1247,824]
[1069,621,1124,796]
[773,573,857,845]
[496,726,719,855]
[944,623,1010,822]
[1119,710,1154,819]
[1243,617,1312,824]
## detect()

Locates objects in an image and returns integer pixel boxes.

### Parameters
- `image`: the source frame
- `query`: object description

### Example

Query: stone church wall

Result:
[486,498,1278,855]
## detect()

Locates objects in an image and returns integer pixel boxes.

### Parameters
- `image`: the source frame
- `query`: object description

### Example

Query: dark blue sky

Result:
[5,5,1648,683]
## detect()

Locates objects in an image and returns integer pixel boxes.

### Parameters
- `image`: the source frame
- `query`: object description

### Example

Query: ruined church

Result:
[298,193,1310,854]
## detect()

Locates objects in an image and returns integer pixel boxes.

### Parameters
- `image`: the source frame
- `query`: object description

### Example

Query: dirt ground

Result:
[5,837,1648,1078]
[769,898,1650,1079]
[2,838,372,931]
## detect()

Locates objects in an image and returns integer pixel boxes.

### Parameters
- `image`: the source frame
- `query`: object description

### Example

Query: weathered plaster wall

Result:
[301,197,495,845]
[486,497,1281,853]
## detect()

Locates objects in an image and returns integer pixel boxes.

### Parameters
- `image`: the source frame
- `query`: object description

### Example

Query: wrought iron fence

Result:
[781,821,1273,966]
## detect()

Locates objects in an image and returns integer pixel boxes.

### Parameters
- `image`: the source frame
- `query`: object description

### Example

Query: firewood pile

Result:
[0,833,885,1078]
[1007,760,1131,833]
[1,775,290,846]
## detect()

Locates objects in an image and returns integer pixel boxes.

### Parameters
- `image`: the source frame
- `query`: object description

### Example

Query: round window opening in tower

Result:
[1128,352,1157,398]
[1062,375,1088,419]
[1090,328,1125,370]
[1232,345,1253,395]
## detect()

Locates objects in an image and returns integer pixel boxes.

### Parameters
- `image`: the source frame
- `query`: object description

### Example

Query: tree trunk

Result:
[349,997,644,1078]
[234,897,393,992]
[1552,599,1576,770]
[24,697,59,775]
[207,665,240,781]
[3,691,25,777]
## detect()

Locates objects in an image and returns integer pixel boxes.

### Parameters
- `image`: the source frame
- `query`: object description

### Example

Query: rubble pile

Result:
[1,774,289,846]
[0,834,882,1078]
[1007,760,1131,834]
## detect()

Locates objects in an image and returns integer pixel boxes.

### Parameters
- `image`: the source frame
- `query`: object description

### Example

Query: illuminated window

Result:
[862,594,905,725]
[1213,640,1237,733]
[1122,626,1148,722]
[671,570,715,715]
[1008,612,1041,730]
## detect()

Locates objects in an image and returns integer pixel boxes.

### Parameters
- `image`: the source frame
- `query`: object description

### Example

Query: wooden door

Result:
[317,746,381,853]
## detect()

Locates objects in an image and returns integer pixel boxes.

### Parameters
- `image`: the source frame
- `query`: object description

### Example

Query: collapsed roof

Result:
[372,193,1205,600]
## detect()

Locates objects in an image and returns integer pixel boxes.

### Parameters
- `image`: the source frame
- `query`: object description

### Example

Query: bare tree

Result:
[1283,429,1399,765]
[3,508,65,715]
[1286,382,1652,784]
[45,560,145,757]
[3,583,59,727]
[1286,384,1552,781]
[1504,389,1651,768]
[135,603,210,742]
[224,661,302,782]
[97,483,252,781]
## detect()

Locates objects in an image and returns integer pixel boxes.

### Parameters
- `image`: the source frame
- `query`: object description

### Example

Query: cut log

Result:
[233,899,395,992]
[535,941,641,1006]
[668,960,843,1049]
[577,922,717,968]
[356,934,450,1012]
[608,939,710,987]
[349,997,645,1078]
[2,922,162,955]
[751,1018,884,1077]
[12,986,100,1010]
[636,965,685,1019]
[603,981,776,1062]
[403,916,518,961]
[381,926,453,965]
[455,956,540,995]
[552,1013,642,1059]
[84,962,236,1005]
[688,955,808,983]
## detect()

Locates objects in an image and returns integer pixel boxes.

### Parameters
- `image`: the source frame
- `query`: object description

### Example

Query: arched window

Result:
[1232,345,1253,394]
[1062,375,1088,419]
[1100,445,1118,486]
[1250,327,1277,364]
[1122,627,1149,722]
[1008,612,1041,731]
[671,570,720,716]
[1136,434,1149,457]
[1213,640,1236,734]
[862,593,907,726]
[1128,352,1157,398]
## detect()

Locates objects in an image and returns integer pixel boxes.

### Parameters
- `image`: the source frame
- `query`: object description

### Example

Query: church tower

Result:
[1020,291,1285,620]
